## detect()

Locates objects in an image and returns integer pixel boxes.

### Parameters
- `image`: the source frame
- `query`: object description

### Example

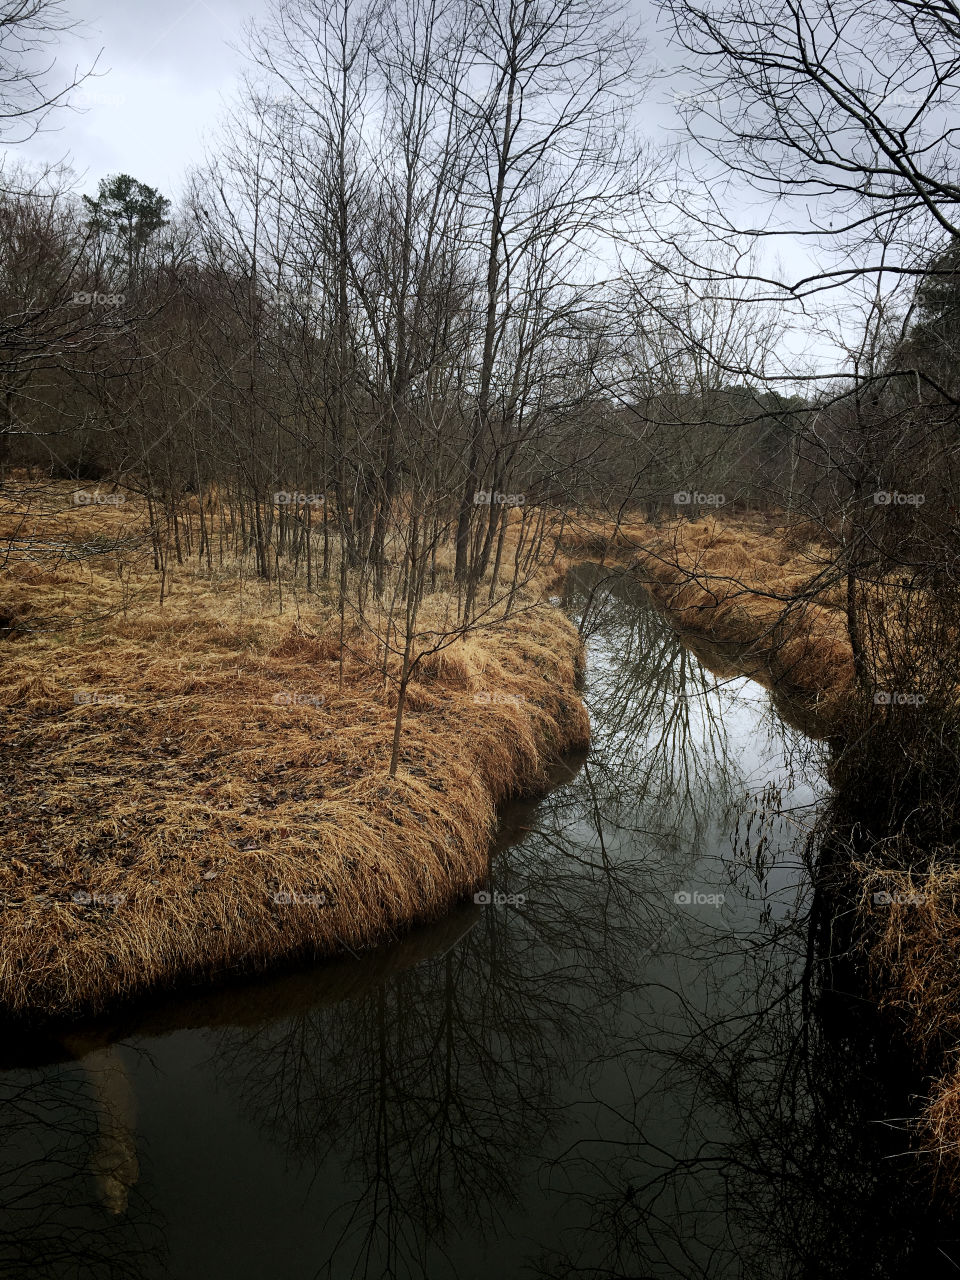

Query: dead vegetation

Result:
[0,488,588,1020]
[563,509,960,1184]
[856,863,960,1187]
[560,511,855,730]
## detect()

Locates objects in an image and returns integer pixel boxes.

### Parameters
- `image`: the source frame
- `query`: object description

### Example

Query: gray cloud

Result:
[2,0,266,197]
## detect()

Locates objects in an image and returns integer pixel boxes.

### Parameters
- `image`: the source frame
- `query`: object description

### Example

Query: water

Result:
[1,565,957,1278]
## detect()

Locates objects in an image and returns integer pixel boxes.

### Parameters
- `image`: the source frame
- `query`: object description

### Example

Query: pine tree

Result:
[82,174,170,291]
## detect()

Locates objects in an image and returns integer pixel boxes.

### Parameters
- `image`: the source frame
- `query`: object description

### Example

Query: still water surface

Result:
[1,566,957,1278]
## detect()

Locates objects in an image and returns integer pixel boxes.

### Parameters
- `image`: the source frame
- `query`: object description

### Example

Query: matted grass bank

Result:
[563,511,960,1182]
[0,492,588,1022]
[561,512,855,732]
[856,860,960,1188]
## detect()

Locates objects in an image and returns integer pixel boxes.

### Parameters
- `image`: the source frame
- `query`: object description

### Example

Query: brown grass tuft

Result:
[857,863,960,1185]
[561,512,857,733]
[0,489,589,1020]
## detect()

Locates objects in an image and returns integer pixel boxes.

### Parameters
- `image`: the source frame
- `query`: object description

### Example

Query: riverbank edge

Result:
[560,515,854,735]
[2,600,590,1026]
[562,515,960,1186]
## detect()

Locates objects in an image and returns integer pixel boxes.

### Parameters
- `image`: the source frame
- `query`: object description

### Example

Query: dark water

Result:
[1,566,957,1279]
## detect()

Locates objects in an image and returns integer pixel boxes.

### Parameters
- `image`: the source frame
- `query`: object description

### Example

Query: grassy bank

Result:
[561,511,855,734]
[564,509,960,1185]
[850,833,960,1187]
[0,487,588,1021]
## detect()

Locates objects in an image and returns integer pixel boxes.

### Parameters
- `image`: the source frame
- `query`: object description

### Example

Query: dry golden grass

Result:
[564,509,960,1176]
[857,864,960,1185]
[0,486,588,1019]
[560,511,855,730]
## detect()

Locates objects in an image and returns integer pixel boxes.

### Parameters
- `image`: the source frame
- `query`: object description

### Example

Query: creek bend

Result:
[0,565,955,1279]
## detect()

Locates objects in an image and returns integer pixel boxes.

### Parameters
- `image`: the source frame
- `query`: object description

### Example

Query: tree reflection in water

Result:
[0,1055,165,1278]
[0,566,956,1278]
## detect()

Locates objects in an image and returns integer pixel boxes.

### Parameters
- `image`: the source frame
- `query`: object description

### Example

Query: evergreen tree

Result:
[82,174,170,289]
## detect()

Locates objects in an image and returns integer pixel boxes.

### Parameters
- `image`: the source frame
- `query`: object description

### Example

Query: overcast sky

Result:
[0,0,844,376]
[6,0,268,197]
[5,0,685,202]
